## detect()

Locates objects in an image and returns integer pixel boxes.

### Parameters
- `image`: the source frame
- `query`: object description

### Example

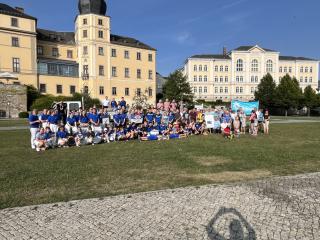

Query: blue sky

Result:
[3,0,320,76]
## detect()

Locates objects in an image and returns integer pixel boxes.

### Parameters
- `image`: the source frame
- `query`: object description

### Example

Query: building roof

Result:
[0,3,37,20]
[110,34,156,51]
[279,56,317,61]
[37,28,76,45]
[78,0,107,16]
[233,45,277,52]
[190,54,231,60]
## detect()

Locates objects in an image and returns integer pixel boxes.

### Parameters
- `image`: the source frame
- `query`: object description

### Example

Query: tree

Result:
[274,74,303,116]
[163,70,193,102]
[254,73,276,109]
[27,85,41,110]
[303,85,319,116]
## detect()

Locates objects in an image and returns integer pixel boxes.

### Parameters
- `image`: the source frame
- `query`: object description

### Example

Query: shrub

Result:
[18,112,29,118]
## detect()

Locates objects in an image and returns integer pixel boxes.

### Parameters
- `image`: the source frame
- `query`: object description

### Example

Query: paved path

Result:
[1,173,320,239]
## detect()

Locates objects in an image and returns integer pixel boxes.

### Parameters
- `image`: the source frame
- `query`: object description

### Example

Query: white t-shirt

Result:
[102,99,110,107]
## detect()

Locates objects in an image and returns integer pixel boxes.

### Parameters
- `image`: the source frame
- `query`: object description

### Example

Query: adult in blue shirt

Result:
[48,110,59,133]
[66,112,78,134]
[56,126,69,147]
[155,111,162,125]
[119,97,127,109]
[40,109,49,129]
[119,110,127,126]
[111,98,118,110]
[113,110,122,127]
[145,109,155,124]
[29,109,40,149]
[79,110,90,133]
[90,108,102,133]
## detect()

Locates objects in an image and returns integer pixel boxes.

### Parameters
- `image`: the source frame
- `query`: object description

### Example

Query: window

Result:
[199,65,202,71]
[12,37,19,47]
[111,49,116,57]
[279,67,282,73]
[225,66,229,72]
[194,65,197,71]
[284,67,287,73]
[305,77,308,83]
[52,48,59,57]
[99,65,104,76]
[204,87,208,93]
[98,19,103,25]
[236,59,243,72]
[305,67,308,73]
[137,52,141,60]
[37,46,43,55]
[99,86,104,95]
[56,85,62,94]
[236,76,240,83]
[148,70,153,80]
[240,87,243,93]
[194,87,197,93]
[240,76,244,83]
[300,77,303,83]
[309,77,312,83]
[125,68,130,78]
[255,76,258,83]
[220,77,223,83]
[199,87,202,93]
[136,88,141,96]
[251,87,254,94]
[11,18,18,27]
[215,87,218,93]
[310,67,313,73]
[12,58,20,73]
[124,50,129,59]
[39,84,46,93]
[215,66,218,72]
[98,47,104,56]
[204,75,208,82]
[300,67,303,73]
[289,67,292,73]
[137,69,141,79]
[83,18,87,25]
[220,66,224,72]
[83,30,88,38]
[194,76,197,82]
[251,76,254,83]
[251,59,258,72]
[199,76,202,82]
[236,87,239,93]
[220,87,223,93]
[125,88,130,96]
[112,87,117,95]
[112,67,117,77]
[83,46,88,55]
[83,65,89,75]
[148,88,153,97]
[225,77,228,83]
[204,65,208,71]
[148,54,153,62]
[266,60,273,72]
[67,50,73,58]
[70,85,76,94]
[98,30,103,38]
[214,76,218,82]
[225,87,228,93]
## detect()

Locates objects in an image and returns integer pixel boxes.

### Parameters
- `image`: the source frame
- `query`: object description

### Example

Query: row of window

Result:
[82,18,104,26]
[38,62,79,77]
[39,84,153,97]
[299,66,313,73]
[194,65,230,72]
[82,29,104,39]
[195,76,259,83]
[300,77,313,83]
[110,67,153,79]
[236,59,273,72]
[193,86,257,94]
[37,45,73,58]
[111,48,153,61]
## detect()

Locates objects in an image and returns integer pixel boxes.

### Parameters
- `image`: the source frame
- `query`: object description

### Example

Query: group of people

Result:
[28,97,270,152]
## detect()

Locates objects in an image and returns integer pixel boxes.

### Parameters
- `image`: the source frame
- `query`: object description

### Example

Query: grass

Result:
[0,119,28,127]
[0,123,320,209]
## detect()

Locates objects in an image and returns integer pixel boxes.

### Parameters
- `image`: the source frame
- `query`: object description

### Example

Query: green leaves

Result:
[254,73,276,109]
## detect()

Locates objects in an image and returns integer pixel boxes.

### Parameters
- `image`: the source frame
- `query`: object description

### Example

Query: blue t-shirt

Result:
[120,100,126,108]
[48,115,59,124]
[90,114,100,124]
[120,113,127,123]
[57,131,68,139]
[158,124,167,134]
[80,116,89,123]
[40,114,49,121]
[155,114,162,124]
[111,101,117,109]
[113,114,121,125]
[29,114,39,128]
[146,113,155,123]
[169,113,175,123]
[67,117,76,125]
[222,114,231,123]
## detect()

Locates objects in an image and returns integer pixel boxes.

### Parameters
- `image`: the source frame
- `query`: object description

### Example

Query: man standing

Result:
[102,96,110,110]
[119,97,127,109]
[29,109,40,149]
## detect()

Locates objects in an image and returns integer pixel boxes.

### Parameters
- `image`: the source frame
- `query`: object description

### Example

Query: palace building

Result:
[0,0,157,105]
[183,45,319,101]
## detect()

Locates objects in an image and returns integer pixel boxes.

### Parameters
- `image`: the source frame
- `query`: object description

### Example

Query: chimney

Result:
[15,7,25,13]
[223,47,227,56]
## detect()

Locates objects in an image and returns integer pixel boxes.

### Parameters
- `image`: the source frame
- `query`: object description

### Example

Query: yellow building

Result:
[0,0,156,105]
[184,45,319,101]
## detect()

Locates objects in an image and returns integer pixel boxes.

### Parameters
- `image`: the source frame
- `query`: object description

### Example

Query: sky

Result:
[2,0,320,77]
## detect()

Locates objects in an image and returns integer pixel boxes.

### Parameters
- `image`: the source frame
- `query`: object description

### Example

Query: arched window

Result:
[199,87,202,93]
[225,76,228,82]
[193,87,197,93]
[279,67,282,73]
[266,60,273,73]
[300,77,303,83]
[199,65,202,71]
[305,67,308,73]
[255,76,258,83]
[251,59,258,72]
[251,76,255,83]
[300,67,303,73]
[225,66,229,72]
[199,75,202,82]
[236,59,243,72]
[215,76,218,82]
[204,75,208,82]
[194,65,197,71]
[204,87,208,93]
[220,77,223,83]
[204,65,207,71]
[310,67,313,73]
[220,66,224,72]
[309,77,312,83]
[193,76,197,82]
[215,66,218,72]
[305,77,308,83]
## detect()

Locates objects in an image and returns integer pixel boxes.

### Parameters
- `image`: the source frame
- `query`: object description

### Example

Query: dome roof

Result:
[78,0,107,16]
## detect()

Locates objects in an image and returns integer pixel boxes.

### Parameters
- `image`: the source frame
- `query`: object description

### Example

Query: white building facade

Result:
[184,45,319,101]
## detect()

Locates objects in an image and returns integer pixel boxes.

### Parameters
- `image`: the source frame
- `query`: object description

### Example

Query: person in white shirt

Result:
[102,96,110,110]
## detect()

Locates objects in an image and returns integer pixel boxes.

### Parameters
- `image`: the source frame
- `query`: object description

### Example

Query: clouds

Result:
[174,31,193,44]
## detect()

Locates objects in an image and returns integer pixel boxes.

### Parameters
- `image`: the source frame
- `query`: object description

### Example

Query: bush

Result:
[31,95,57,110]
[18,112,29,118]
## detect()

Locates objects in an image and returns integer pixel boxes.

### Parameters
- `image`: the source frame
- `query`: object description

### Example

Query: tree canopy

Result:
[254,73,276,109]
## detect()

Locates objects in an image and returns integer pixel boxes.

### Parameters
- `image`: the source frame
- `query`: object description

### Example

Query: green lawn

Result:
[0,119,28,127]
[1,123,320,209]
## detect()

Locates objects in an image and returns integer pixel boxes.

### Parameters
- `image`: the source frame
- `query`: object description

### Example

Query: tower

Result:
[75,0,111,98]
